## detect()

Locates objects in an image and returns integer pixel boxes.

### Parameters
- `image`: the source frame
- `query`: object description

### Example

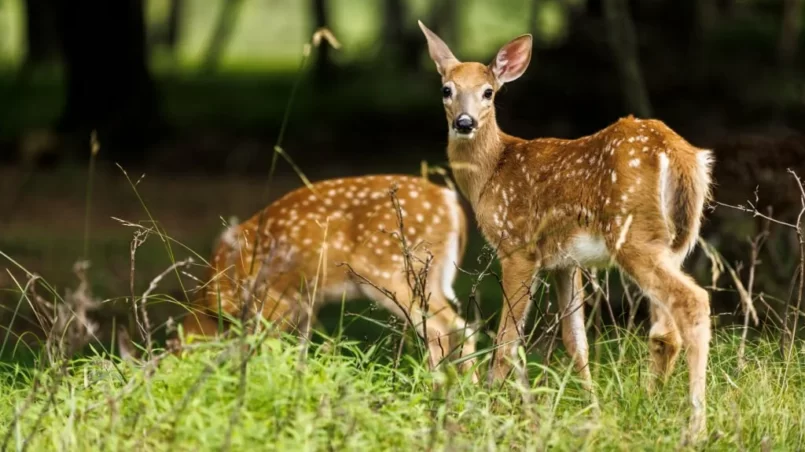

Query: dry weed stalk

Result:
[783,169,805,361]
[737,218,770,371]
[24,261,102,362]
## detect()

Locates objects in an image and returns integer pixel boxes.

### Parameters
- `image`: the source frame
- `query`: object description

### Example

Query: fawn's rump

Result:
[659,147,714,257]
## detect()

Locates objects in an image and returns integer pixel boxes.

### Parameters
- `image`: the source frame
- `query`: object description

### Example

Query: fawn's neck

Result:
[447,121,508,206]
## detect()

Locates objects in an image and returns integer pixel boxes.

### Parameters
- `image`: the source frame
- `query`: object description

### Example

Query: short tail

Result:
[664,149,714,255]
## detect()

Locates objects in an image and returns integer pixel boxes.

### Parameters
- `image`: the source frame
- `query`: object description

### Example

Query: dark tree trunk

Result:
[429,0,457,48]
[56,0,160,164]
[166,0,183,50]
[779,0,803,68]
[382,0,420,70]
[23,0,59,68]
[603,0,652,118]
[312,0,332,82]
[383,0,404,47]
[529,0,541,36]
[201,0,244,72]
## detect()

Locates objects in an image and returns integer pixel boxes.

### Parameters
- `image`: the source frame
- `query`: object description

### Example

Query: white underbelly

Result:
[544,233,613,269]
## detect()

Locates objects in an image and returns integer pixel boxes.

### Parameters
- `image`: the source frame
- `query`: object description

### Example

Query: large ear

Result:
[489,34,533,85]
[418,20,459,76]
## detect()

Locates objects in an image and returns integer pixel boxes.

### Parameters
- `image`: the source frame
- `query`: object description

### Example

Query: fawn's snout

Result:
[453,113,477,135]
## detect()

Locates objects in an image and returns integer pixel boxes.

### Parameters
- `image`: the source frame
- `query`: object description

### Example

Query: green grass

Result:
[1,326,803,451]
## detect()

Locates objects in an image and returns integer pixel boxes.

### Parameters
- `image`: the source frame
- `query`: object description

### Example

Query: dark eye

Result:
[483,88,494,99]
[442,86,452,98]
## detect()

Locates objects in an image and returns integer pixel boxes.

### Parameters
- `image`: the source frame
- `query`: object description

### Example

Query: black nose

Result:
[453,114,476,133]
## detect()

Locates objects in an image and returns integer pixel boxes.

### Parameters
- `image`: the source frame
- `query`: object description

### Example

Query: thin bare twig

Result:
[783,169,805,363]
[738,217,770,372]
[714,200,798,229]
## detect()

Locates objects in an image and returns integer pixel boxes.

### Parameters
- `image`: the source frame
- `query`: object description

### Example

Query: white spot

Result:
[629,158,640,168]
[611,171,618,183]
[615,214,634,250]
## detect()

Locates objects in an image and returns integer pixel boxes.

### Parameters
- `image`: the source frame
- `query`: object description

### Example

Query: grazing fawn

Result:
[182,174,479,380]
[419,21,714,440]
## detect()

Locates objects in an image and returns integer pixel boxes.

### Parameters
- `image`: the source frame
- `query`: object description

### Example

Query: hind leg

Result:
[619,246,711,442]
[429,246,480,382]
[358,277,459,374]
[427,288,480,383]
[646,297,682,393]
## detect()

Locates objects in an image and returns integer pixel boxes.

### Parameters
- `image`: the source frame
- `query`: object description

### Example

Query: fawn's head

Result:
[418,21,532,140]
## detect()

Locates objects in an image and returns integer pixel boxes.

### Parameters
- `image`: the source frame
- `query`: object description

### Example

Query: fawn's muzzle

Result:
[453,114,477,134]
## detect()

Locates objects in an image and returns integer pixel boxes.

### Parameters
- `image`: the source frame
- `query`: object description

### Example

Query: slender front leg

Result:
[555,267,594,397]
[490,253,538,384]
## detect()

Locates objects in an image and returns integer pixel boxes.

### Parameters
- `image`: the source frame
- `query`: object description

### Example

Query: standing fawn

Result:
[181,174,479,381]
[419,22,714,440]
